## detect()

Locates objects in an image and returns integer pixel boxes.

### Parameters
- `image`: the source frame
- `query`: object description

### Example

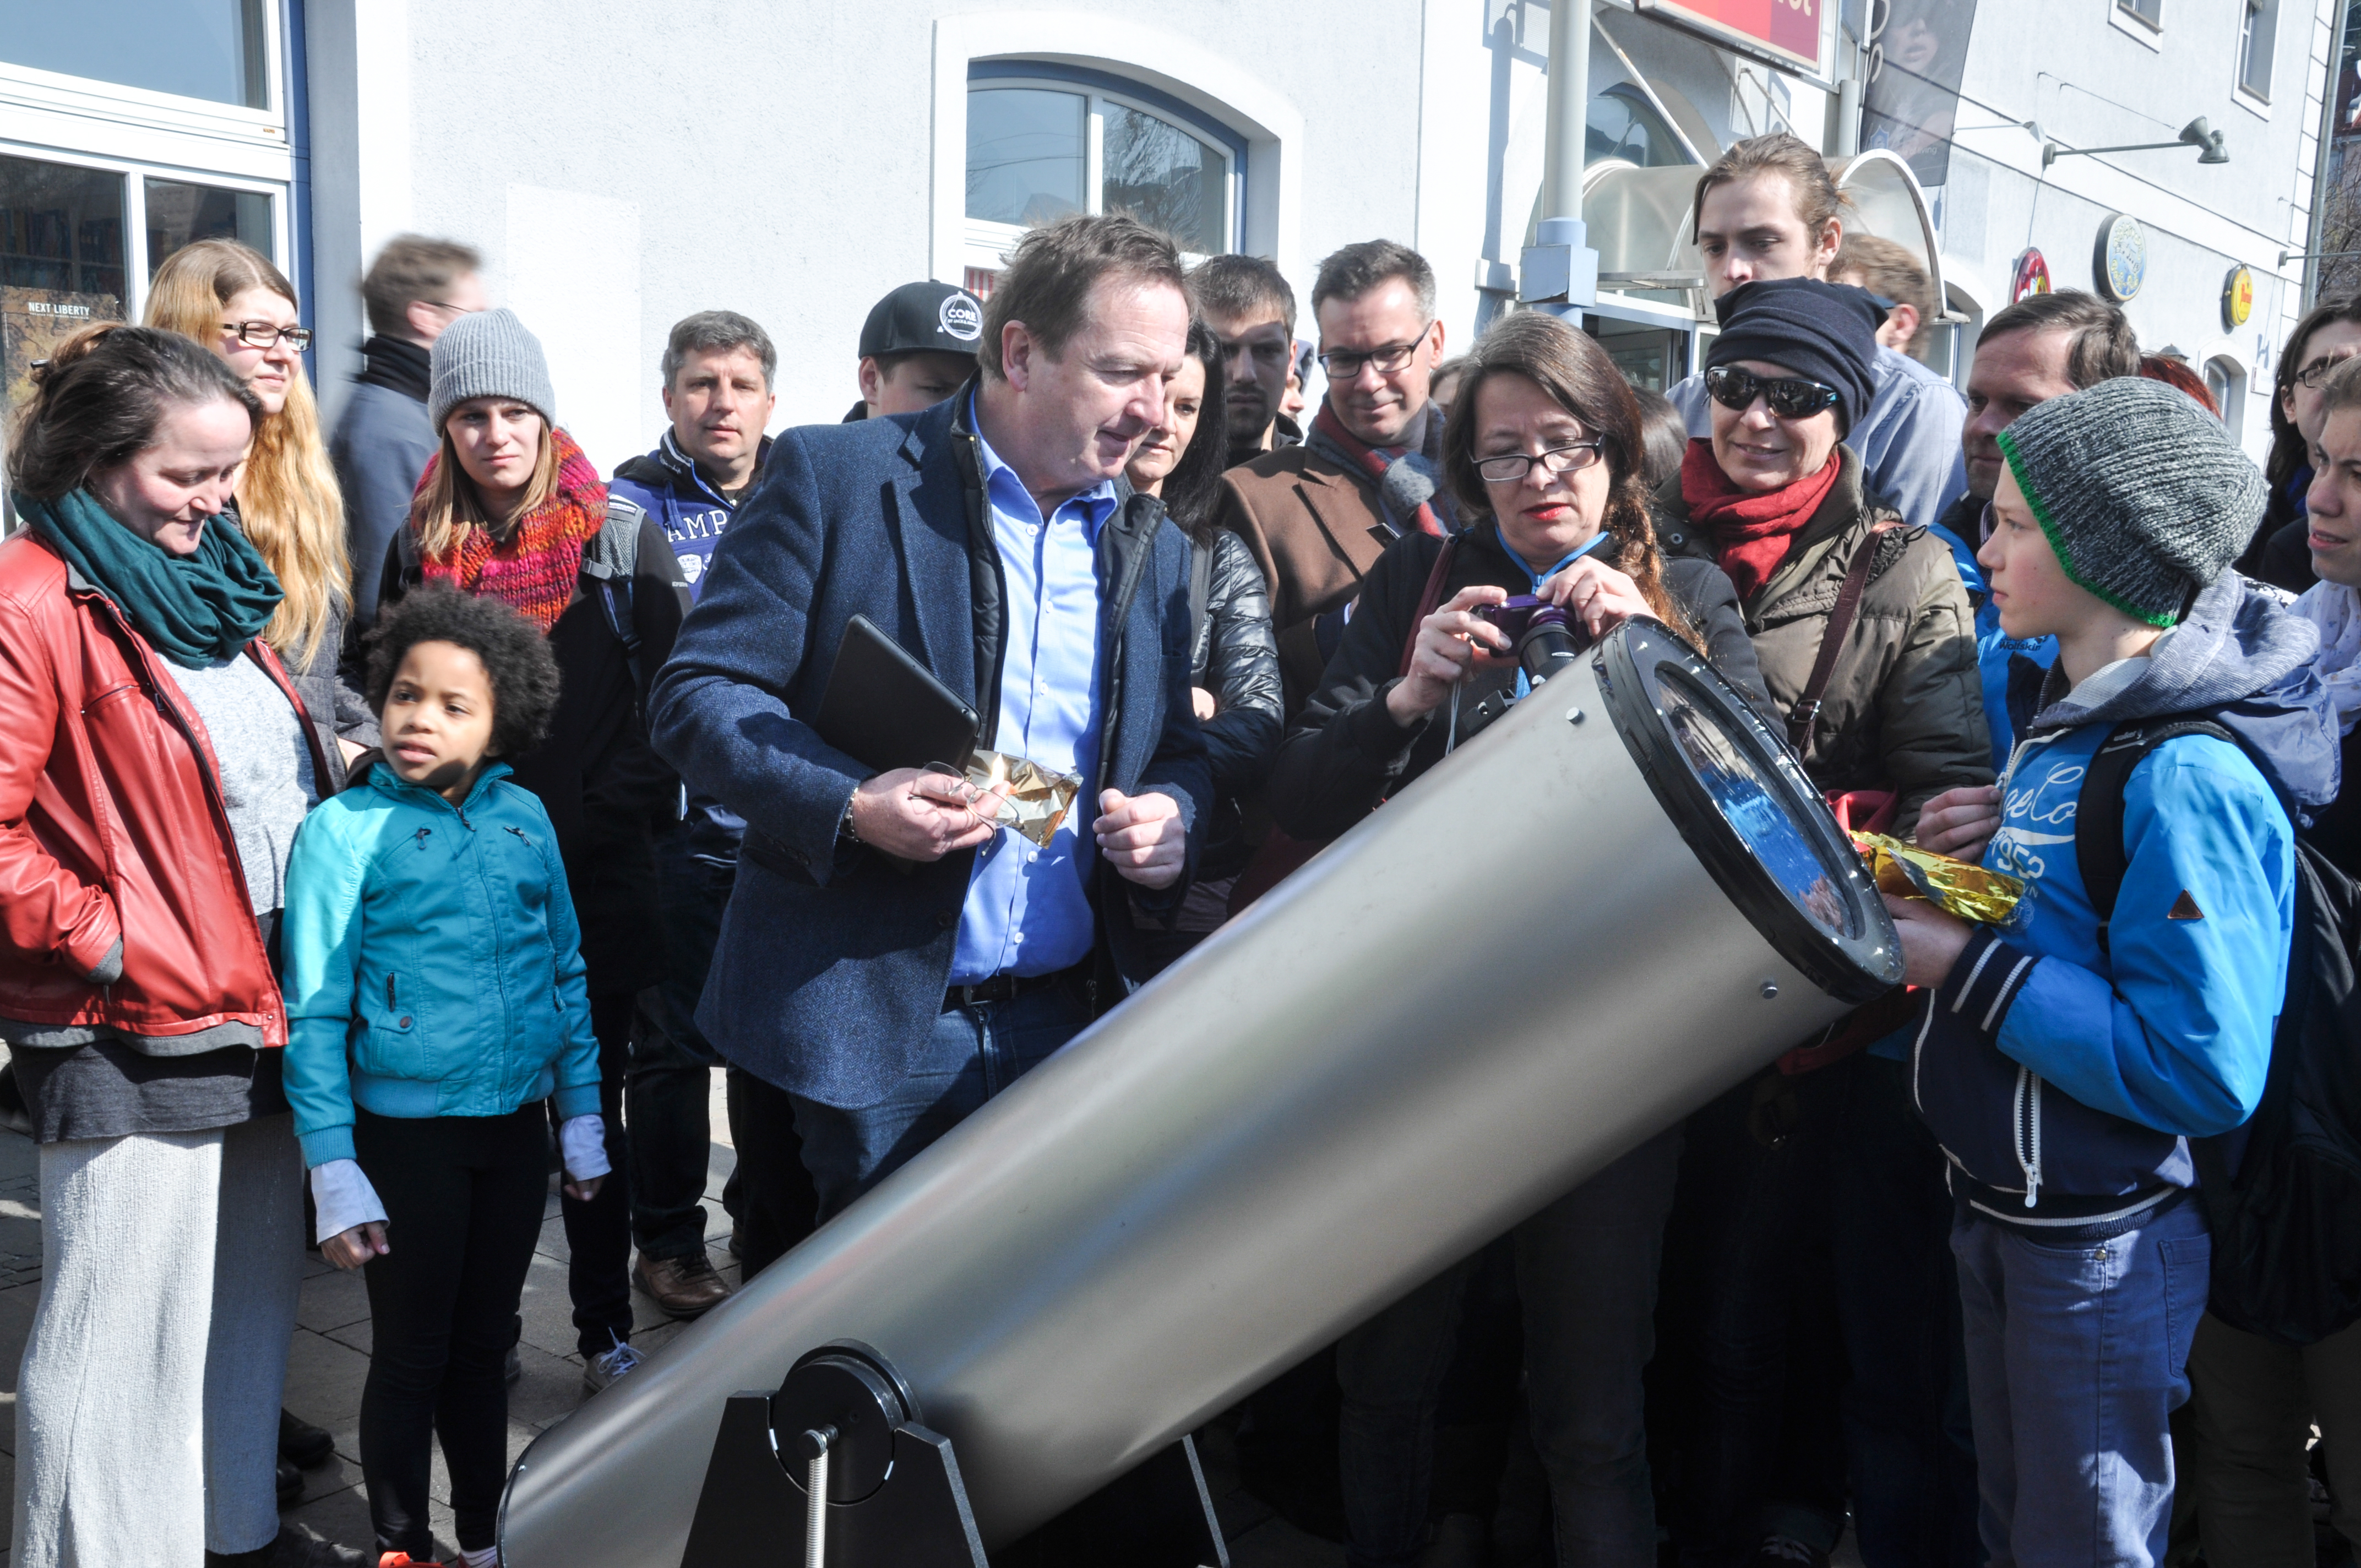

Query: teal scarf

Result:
[19,489,281,669]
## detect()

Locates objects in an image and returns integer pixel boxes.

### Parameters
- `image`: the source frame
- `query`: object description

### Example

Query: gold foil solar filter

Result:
[1848,832,2026,927]
[965,749,1082,847]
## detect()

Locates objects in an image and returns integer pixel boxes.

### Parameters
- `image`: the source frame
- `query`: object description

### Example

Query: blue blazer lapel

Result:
[885,413,978,704]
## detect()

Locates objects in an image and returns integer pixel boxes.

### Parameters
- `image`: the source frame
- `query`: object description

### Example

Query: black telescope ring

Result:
[1592,618,1902,1005]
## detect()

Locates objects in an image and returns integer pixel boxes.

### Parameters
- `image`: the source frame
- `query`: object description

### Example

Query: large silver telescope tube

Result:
[499,619,1902,1563]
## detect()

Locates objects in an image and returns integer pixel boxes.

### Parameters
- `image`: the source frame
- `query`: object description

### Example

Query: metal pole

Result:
[1541,0,1592,224]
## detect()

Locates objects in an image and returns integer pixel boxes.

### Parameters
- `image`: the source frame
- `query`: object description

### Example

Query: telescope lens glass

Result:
[1656,674,1856,941]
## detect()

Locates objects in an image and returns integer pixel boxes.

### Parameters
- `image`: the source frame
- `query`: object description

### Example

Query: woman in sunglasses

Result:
[150,239,377,786]
[1266,311,1762,1568]
[1651,276,1991,1568]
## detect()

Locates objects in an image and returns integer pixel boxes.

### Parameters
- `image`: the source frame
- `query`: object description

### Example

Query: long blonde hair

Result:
[145,239,349,668]
[410,410,562,562]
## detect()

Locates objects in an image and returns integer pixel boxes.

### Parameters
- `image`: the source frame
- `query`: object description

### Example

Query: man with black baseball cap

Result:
[845,280,984,421]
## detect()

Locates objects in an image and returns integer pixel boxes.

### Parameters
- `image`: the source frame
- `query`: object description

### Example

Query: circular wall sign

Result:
[2222,264,2255,330]
[2095,213,2148,303]
[2010,248,2052,302]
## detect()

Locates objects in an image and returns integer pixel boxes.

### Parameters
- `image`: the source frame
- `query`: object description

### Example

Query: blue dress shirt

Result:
[950,400,1117,983]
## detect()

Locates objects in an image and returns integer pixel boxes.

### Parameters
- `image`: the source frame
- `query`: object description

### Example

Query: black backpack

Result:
[2077,716,2361,1346]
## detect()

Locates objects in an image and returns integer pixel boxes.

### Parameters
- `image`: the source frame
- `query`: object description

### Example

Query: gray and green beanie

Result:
[1993,375,2264,628]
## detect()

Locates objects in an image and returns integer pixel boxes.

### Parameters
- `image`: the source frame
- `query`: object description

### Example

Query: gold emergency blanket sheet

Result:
[1849,832,2026,928]
[966,749,1082,847]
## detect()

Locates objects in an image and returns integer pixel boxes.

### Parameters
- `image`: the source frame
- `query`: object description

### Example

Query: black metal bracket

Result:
[677,1341,1226,1568]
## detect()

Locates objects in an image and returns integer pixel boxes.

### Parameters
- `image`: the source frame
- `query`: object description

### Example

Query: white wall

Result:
[311,0,1428,474]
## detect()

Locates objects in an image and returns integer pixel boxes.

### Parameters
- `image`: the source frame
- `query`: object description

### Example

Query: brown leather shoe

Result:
[633,1249,731,1317]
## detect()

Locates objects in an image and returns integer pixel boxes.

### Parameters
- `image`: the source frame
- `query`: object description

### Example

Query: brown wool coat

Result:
[1210,445,1398,720]
[1653,445,1992,835]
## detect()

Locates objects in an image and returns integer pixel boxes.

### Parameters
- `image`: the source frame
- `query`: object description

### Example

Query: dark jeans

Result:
[726,1066,820,1278]
[558,991,634,1357]
[1666,1054,1970,1568]
[355,1104,547,1556]
[1337,1127,1684,1568]
[628,825,757,1258]
[790,984,1089,1224]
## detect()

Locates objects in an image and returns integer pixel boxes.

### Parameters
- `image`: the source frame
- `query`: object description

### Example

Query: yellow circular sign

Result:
[2222,265,2255,329]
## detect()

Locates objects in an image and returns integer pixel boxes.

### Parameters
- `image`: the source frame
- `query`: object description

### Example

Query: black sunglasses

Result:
[1705,364,1841,420]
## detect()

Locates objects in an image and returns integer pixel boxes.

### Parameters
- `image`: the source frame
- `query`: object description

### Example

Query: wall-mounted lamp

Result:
[2042,117,2229,168]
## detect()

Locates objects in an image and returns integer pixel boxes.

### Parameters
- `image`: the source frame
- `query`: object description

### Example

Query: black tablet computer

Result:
[812,614,982,775]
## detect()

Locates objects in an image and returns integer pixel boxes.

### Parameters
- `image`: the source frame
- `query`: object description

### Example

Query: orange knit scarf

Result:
[414,427,606,631]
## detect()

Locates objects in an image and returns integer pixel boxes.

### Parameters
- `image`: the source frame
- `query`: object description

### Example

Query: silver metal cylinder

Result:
[499,622,1899,1563]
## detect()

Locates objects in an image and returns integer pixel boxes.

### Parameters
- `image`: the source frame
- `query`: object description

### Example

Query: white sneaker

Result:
[580,1332,645,1396]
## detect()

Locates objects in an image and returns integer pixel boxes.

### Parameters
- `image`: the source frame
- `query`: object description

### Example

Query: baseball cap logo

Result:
[939,292,983,342]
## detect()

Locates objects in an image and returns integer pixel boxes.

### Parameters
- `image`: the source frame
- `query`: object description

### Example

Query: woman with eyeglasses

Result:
[1265,311,1761,1568]
[1652,277,1989,1568]
[149,239,378,783]
[2243,296,2361,594]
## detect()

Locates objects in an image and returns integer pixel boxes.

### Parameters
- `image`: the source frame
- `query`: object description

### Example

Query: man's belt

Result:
[943,963,1089,1012]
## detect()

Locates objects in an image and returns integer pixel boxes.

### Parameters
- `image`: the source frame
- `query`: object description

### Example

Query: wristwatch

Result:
[839,794,862,846]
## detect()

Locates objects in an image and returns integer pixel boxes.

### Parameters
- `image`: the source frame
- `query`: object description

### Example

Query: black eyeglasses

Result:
[1474,440,1607,483]
[1705,364,1841,419]
[222,320,312,351]
[2296,351,2358,389]
[1318,331,1432,379]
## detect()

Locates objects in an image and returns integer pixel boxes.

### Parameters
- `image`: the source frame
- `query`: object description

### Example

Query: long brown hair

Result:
[2271,296,2361,492]
[145,239,347,667]
[1441,312,1698,649]
[410,407,563,562]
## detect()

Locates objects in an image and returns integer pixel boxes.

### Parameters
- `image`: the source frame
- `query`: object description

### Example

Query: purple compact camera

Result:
[1470,595,1547,642]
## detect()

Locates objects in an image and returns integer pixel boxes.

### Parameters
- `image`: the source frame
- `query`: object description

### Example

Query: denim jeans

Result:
[790,984,1090,1224]
[1665,1055,1970,1568]
[1952,1195,2211,1568]
[627,819,747,1260]
[1336,1126,1683,1568]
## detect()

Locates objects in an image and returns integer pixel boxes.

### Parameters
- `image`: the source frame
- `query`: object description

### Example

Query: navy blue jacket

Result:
[647,394,1210,1107]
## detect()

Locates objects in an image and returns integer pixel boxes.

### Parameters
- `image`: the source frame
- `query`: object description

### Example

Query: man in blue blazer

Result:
[649,215,1211,1260]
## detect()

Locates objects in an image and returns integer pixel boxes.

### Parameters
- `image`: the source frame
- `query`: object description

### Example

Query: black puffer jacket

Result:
[1268,525,1764,842]
[1187,527,1282,880]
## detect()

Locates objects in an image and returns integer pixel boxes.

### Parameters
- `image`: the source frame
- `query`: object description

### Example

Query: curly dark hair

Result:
[364,582,561,760]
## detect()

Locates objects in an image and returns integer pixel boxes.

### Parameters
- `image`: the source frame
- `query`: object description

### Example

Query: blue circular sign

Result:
[2095,213,2147,303]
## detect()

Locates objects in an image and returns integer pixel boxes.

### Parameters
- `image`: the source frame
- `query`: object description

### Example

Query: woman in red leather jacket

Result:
[0,325,359,1567]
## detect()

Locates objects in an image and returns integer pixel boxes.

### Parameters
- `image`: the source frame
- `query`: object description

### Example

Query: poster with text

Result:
[5,287,123,421]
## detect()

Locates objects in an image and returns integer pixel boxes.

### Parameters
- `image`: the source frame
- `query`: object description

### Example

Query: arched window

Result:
[965,63,1245,292]
[1587,84,1690,169]
[2205,356,2245,429]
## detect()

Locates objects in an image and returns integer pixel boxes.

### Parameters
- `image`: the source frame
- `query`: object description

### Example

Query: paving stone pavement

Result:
[0,1068,1352,1566]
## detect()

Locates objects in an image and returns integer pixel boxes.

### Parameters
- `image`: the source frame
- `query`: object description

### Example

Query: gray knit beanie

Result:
[428,307,557,432]
[1994,376,2265,628]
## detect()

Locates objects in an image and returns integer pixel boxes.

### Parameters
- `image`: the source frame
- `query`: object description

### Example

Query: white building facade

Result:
[0,1,2341,470]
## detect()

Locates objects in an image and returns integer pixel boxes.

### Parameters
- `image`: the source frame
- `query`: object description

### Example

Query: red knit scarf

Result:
[1312,402,1446,537]
[414,427,606,631]
[1679,438,1843,602]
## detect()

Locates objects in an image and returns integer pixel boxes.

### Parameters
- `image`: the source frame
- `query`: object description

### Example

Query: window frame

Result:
[2236,0,2278,106]
[0,1,286,143]
[0,138,291,322]
[964,60,1247,277]
[2108,0,2166,48]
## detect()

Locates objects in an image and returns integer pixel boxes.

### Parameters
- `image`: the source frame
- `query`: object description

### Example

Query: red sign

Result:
[1634,0,1825,74]
[2010,249,2052,303]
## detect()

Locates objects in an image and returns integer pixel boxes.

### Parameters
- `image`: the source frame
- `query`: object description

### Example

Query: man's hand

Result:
[1914,784,2003,862]
[323,1221,389,1271]
[1883,893,1974,988]
[1192,685,1218,722]
[846,768,1003,861]
[1095,788,1186,889]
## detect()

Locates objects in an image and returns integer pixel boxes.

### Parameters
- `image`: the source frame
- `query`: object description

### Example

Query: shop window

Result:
[965,65,1243,274]
[2,0,269,110]
[2238,0,2277,100]
[144,176,273,275]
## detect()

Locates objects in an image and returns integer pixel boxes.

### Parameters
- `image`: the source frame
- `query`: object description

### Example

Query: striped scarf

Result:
[415,427,606,630]
[1308,402,1453,538]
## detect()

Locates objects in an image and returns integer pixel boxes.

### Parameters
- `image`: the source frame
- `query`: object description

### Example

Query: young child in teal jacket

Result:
[280,584,607,1568]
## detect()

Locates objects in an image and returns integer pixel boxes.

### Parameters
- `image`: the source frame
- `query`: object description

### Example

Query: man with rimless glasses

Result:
[1210,239,1457,718]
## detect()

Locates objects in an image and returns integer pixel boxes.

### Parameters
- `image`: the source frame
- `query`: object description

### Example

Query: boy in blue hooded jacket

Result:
[279,585,610,1568]
[1885,376,2341,1568]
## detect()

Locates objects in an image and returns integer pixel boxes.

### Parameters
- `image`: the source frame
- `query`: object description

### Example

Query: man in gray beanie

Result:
[1880,372,2340,1568]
